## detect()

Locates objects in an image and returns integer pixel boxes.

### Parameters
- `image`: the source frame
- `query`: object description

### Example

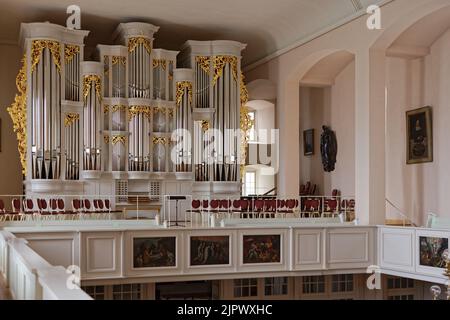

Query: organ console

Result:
[7,21,252,200]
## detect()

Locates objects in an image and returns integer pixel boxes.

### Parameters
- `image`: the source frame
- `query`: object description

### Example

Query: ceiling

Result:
[0,0,384,66]
[392,5,450,49]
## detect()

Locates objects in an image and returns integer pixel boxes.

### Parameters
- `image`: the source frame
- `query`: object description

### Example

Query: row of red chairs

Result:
[0,198,115,221]
[189,199,300,214]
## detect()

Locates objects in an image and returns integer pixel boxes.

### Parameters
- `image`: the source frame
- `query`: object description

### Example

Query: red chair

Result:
[232,199,241,211]
[11,198,23,221]
[83,199,92,219]
[23,199,36,220]
[202,200,209,211]
[209,200,219,212]
[323,199,338,217]
[191,200,201,212]
[0,199,8,222]
[254,199,264,218]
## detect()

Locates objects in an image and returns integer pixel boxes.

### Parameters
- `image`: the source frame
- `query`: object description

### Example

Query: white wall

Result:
[299,61,355,196]
[386,28,450,224]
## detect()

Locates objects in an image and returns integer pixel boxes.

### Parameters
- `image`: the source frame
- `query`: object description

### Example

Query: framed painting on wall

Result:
[242,234,281,264]
[419,236,448,268]
[190,236,230,266]
[303,129,314,156]
[406,106,433,164]
[133,237,176,268]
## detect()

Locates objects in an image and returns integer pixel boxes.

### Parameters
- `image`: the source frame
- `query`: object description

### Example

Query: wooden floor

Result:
[0,274,12,300]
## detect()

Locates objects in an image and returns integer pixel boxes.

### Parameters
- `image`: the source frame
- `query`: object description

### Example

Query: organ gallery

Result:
[8,22,251,199]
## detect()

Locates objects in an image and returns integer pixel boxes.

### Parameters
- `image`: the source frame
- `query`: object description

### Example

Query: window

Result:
[264,277,288,296]
[332,274,354,293]
[244,171,256,196]
[387,277,414,289]
[302,276,325,294]
[247,111,256,142]
[388,295,414,300]
[386,276,415,300]
[112,284,142,300]
[82,285,105,300]
[234,278,258,298]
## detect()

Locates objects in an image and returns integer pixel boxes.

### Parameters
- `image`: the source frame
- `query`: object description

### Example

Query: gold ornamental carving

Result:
[112,135,126,146]
[176,81,193,107]
[104,135,110,144]
[111,104,128,113]
[31,40,61,73]
[239,72,252,178]
[201,120,210,132]
[128,37,152,54]
[83,75,102,103]
[152,59,167,70]
[64,44,80,63]
[212,55,238,85]
[196,56,210,74]
[112,56,126,66]
[7,55,27,175]
[152,136,168,145]
[64,113,80,127]
[128,105,152,121]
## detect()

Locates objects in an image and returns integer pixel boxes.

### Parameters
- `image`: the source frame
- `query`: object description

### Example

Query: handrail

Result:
[262,187,277,196]
[0,230,91,300]
[385,198,418,227]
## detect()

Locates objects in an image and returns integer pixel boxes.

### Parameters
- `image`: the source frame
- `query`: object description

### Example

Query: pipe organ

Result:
[8,22,249,198]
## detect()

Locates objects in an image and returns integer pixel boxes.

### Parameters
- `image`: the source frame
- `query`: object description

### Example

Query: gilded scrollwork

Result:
[212,55,238,85]
[64,113,80,127]
[111,135,126,145]
[111,104,128,113]
[196,56,210,74]
[83,75,102,103]
[112,56,126,66]
[176,81,193,107]
[128,105,152,121]
[152,59,167,70]
[239,72,252,178]
[104,135,110,144]
[64,44,80,63]
[128,37,152,54]
[7,55,27,175]
[152,136,168,145]
[31,40,61,73]
[201,120,210,132]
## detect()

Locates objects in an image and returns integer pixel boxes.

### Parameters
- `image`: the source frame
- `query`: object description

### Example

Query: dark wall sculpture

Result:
[320,126,338,172]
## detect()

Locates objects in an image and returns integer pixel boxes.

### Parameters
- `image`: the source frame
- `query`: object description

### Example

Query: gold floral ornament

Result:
[196,56,210,74]
[152,59,167,70]
[176,81,193,107]
[31,40,61,73]
[112,135,126,145]
[83,75,102,103]
[239,72,253,178]
[104,135,110,144]
[212,55,238,85]
[112,56,126,66]
[111,104,128,113]
[128,106,152,121]
[103,105,109,114]
[64,113,80,127]
[152,136,168,145]
[128,37,152,54]
[7,55,27,175]
[201,120,210,132]
[64,44,79,63]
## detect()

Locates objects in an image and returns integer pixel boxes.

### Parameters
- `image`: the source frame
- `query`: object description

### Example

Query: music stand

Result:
[167,196,187,227]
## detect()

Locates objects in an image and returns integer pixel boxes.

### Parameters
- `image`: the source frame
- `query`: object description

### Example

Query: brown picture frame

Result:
[303,129,314,156]
[406,106,433,164]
